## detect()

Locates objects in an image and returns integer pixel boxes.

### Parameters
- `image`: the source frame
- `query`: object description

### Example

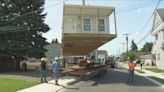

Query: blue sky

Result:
[43,0,164,55]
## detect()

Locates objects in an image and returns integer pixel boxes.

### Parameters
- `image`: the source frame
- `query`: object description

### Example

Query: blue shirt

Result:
[52,60,60,73]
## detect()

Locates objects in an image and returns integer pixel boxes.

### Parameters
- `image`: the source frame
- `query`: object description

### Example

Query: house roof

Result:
[151,8,164,34]
[157,8,164,22]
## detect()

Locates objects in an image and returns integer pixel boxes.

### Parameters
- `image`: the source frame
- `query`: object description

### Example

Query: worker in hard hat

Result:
[52,57,61,85]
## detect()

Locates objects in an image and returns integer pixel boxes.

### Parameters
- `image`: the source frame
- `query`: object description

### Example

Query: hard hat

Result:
[41,57,47,61]
[55,57,58,61]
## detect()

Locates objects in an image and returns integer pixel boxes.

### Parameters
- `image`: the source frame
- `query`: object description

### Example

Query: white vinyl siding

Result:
[157,53,160,60]
[83,18,91,32]
[98,19,105,32]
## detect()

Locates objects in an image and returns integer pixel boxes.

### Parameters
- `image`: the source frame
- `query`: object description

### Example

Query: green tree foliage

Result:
[121,51,136,61]
[55,38,59,44]
[131,40,138,52]
[141,42,153,52]
[0,0,49,60]
[128,51,136,61]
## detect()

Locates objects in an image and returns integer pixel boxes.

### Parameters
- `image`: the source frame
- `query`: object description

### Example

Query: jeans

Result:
[127,71,134,83]
[41,70,47,83]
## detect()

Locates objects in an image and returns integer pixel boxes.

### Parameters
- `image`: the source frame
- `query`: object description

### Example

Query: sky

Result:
[42,0,164,55]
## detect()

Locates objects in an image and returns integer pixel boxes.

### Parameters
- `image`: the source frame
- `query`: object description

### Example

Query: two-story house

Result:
[62,5,117,56]
[151,9,164,67]
[45,40,61,61]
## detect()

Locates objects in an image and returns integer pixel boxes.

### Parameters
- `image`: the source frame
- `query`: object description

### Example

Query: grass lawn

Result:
[145,68,164,73]
[148,76,164,84]
[135,69,145,73]
[0,77,39,92]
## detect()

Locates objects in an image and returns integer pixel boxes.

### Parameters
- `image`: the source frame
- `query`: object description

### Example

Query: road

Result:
[59,65,164,92]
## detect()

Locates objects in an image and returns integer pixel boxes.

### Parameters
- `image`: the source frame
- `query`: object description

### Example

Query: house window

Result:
[98,19,105,32]
[83,18,91,32]
[155,34,158,40]
[157,53,160,60]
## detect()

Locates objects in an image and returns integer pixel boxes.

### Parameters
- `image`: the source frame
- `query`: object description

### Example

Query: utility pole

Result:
[118,48,120,56]
[121,42,125,53]
[82,0,85,6]
[123,33,130,60]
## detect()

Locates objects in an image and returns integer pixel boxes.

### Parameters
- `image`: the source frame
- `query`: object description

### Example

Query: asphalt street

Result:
[59,65,164,92]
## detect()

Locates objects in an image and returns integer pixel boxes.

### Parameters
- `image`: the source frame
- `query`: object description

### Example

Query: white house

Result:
[62,5,117,56]
[44,41,61,61]
[139,54,155,66]
[151,8,164,67]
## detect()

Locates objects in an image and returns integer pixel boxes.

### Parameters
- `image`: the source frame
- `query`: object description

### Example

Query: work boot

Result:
[55,80,59,85]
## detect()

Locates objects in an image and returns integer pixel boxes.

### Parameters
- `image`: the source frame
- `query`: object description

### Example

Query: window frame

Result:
[82,17,92,32]
[157,53,160,61]
[97,18,106,32]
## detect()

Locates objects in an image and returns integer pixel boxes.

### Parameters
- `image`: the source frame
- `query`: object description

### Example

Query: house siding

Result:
[152,9,164,67]
[45,43,61,61]
[63,15,110,34]
[155,48,164,66]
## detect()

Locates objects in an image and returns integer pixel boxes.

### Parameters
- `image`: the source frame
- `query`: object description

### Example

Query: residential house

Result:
[151,8,164,67]
[45,40,61,61]
[139,54,155,66]
[62,5,117,56]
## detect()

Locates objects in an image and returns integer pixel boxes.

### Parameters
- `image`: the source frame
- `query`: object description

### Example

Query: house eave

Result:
[64,4,115,16]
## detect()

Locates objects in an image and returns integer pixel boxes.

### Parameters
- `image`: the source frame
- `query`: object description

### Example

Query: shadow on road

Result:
[91,68,160,87]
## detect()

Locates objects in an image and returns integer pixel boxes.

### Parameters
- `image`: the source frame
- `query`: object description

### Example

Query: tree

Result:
[128,51,136,61]
[51,39,55,43]
[51,38,59,44]
[0,0,49,71]
[131,40,138,52]
[55,38,59,44]
[141,42,153,52]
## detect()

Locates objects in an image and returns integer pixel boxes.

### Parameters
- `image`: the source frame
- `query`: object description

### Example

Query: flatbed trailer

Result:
[62,65,110,79]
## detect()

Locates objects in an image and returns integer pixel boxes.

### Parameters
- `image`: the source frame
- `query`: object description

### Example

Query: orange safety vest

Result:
[128,63,135,71]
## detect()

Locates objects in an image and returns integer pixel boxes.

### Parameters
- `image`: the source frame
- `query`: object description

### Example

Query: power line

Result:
[0,0,68,33]
[124,1,152,43]
[0,27,42,33]
[0,0,161,34]
[136,0,161,45]
[0,0,67,22]
[132,1,160,40]
[137,18,163,44]
[116,2,156,14]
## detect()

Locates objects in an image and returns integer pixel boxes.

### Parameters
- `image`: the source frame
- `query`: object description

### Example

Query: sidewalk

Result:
[119,62,164,86]
[17,76,81,92]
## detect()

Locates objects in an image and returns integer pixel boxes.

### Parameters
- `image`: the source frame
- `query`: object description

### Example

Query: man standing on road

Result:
[40,57,48,83]
[140,60,144,70]
[127,60,135,84]
[52,57,61,85]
